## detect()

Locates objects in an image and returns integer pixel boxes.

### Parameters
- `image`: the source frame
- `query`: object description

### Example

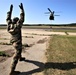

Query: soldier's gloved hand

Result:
[10,4,13,12]
[19,3,24,10]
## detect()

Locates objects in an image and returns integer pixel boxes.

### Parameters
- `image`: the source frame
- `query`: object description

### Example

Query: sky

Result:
[0,0,76,24]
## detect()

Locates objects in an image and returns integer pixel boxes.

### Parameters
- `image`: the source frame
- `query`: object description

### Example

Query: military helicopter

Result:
[45,8,60,20]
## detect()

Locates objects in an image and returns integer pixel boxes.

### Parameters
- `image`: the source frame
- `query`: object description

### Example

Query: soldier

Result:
[6,3,25,75]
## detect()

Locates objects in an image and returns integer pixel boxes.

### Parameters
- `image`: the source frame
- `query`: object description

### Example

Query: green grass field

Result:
[44,35,76,75]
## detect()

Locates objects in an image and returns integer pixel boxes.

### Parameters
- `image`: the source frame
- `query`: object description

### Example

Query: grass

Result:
[0,42,31,48]
[1,25,76,32]
[65,31,69,35]
[0,51,9,57]
[44,35,76,75]
[0,42,11,45]
[53,29,76,32]
[23,43,30,47]
[0,38,9,40]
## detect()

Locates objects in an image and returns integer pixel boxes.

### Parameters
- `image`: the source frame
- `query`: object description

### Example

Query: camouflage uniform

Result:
[6,3,25,74]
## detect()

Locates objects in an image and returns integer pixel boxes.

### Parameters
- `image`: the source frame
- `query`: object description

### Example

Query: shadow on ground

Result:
[19,59,76,75]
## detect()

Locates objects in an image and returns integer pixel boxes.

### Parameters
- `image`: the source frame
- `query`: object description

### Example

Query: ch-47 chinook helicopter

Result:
[45,8,60,20]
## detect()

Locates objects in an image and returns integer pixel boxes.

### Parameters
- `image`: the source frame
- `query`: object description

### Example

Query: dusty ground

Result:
[0,29,76,75]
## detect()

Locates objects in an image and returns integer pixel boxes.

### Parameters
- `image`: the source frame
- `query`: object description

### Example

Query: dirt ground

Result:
[0,29,76,75]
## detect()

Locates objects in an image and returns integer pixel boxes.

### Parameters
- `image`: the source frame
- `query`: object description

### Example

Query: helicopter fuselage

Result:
[49,15,54,20]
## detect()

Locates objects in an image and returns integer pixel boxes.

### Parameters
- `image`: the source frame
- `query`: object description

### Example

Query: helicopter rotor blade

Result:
[48,8,52,13]
[54,11,62,13]
[44,12,50,14]
[54,15,60,16]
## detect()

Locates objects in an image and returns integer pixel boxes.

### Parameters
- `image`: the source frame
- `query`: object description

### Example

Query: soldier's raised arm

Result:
[6,4,13,24]
[6,5,13,31]
[19,3,25,23]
